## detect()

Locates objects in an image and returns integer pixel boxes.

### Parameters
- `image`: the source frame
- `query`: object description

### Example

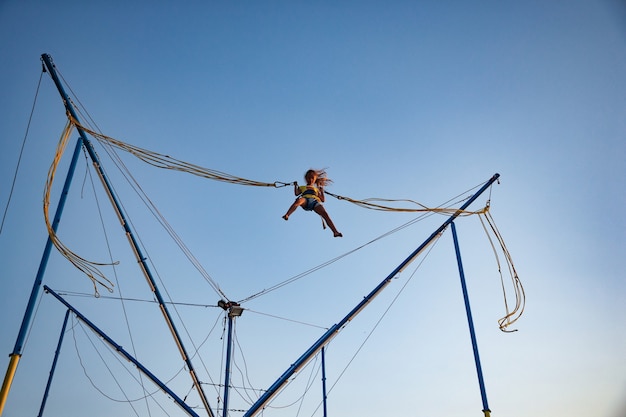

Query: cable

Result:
[231,322,260,406]
[1,69,44,235]
[325,190,482,215]
[72,318,142,416]
[243,309,328,330]
[55,290,219,308]
[295,353,322,417]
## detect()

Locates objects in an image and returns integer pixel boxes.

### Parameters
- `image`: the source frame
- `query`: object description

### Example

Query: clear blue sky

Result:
[1,2,625,417]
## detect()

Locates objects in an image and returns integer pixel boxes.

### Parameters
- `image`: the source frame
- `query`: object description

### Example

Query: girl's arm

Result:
[318,186,325,202]
[293,182,300,196]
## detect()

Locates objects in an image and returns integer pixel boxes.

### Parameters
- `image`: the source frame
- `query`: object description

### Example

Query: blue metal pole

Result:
[43,286,200,417]
[39,53,215,417]
[451,221,491,417]
[12,137,82,355]
[243,174,500,417]
[37,309,70,417]
[222,314,234,417]
[321,347,328,417]
[0,137,84,416]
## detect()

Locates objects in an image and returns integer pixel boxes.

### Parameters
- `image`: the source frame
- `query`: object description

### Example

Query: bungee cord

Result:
[325,190,487,215]
[67,115,488,215]
[478,207,525,332]
[44,120,117,295]
[70,115,290,189]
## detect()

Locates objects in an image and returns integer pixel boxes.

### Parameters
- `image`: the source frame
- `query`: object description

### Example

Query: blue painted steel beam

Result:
[43,286,200,417]
[11,137,83,355]
[37,309,70,417]
[0,137,84,416]
[222,314,234,417]
[451,221,491,415]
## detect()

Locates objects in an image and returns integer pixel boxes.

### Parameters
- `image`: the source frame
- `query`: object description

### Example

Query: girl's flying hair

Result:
[306,168,333,187]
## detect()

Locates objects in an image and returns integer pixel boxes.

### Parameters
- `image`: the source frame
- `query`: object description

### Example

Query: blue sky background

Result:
[1,2,625,417]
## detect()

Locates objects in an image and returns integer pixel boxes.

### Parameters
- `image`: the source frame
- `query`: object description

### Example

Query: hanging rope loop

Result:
[44,120,116,295]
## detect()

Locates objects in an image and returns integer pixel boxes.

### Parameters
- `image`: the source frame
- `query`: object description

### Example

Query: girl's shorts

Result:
[303,198,320,211]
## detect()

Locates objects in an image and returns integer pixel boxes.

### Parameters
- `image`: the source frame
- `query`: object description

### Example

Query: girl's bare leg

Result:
[283,198,305,220]
[314,205,342,237]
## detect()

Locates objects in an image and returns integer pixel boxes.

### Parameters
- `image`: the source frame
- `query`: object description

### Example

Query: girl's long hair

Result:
[306,168,333,187]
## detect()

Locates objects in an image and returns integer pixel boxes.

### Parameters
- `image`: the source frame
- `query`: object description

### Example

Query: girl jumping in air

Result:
[282,169,342,238]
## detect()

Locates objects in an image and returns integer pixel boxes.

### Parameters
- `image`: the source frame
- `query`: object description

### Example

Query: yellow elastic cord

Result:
[44,120,115,295]
[326,190,488,216]
[69,116,279,188]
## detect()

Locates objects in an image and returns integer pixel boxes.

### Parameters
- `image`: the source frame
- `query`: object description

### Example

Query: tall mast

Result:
[39,53,216,417]
[218,301,244,417]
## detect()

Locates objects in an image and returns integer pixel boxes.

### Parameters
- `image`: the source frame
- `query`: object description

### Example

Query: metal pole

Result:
[243,173,500,417]
[451,221,491,417]
[43,286,201,417]
[222,314,234,417]
[37,309,70,417]
[218,301,243,417]
[39,53,215,417]
[0,137,84,416]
